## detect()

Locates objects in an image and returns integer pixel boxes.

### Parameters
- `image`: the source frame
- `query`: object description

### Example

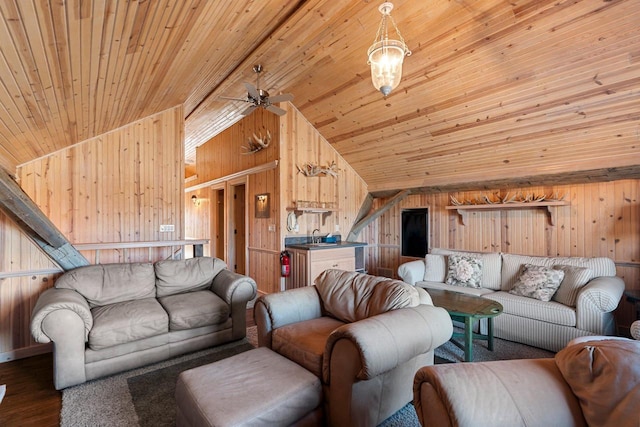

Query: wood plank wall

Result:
[17,106,185,263]
[0,211,59,361]
[186,103,368,294]
[280,103,369,240]
[363,180,640,332]
[0,106,185,360]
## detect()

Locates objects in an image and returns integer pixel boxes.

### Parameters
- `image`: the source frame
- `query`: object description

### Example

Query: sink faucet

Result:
[312,228,321,244]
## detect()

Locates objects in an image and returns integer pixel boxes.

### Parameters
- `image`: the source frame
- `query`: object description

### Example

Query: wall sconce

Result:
[191,195,201,207]
[367,2,411,97]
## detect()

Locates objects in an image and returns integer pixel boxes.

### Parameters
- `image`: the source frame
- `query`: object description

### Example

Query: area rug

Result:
[61,327,554,426]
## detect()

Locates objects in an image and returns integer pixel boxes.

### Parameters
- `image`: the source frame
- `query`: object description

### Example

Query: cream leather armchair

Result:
[413,336,640,427]
[254,269,453,427]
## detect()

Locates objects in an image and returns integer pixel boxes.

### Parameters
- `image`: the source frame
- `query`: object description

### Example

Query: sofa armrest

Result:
[576,276,625,312]
[31,288,93,343]
[211,269,257,305]
[413,359,584,427]
[324,304,452,382]
[254,286,323,348]
[30,288,93,389]
[211,269,257,339]
[397,260,425,285]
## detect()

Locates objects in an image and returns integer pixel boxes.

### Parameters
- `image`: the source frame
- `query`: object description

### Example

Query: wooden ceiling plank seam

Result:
[138,0,205,115]
[79,0,95,138]
[0,2,54,157]
[117,0,177,122]
[86,0,107,139]
[128,0,198,120]
[93,0,122,139]
[66,0,84,150]
[0,1,51,145]
[98,0,140,134]
[107,0,161,131]
[48,0,78,143]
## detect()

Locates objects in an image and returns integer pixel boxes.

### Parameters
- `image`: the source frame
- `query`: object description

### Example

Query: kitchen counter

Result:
[285,241,367,250]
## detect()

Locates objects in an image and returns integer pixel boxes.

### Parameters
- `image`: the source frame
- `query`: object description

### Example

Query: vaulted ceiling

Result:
[0,0,638,195]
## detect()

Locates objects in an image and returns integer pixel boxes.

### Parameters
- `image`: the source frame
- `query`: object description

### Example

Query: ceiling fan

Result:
[221,65,294,116]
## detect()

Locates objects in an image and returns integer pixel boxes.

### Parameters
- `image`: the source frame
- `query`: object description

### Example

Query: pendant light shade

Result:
[367,2,411,96]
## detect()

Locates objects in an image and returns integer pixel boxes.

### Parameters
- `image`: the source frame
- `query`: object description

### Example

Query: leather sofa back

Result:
[315,269,422,323]
[55,263,156,308]
[155,257,227,297]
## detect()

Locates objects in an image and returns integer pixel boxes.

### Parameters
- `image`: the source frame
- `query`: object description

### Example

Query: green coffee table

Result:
[427,288,503,362]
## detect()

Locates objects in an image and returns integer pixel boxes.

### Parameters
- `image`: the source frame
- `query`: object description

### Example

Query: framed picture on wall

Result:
[255,193,270,218]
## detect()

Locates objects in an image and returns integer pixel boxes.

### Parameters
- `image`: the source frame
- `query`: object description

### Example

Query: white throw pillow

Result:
[445,254,483,288]
[509,264,564,302]
[552,265,593,307]
[424,254,447,282]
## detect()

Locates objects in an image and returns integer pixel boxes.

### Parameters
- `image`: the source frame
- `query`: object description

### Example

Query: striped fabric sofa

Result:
[398,248,625,352]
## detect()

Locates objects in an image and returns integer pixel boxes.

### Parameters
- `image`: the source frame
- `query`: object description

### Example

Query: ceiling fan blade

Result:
[265,104,287,116]
[219,96,250,102]
[241,104,258,116]
[267,93,294,103]
[244,82,260,100]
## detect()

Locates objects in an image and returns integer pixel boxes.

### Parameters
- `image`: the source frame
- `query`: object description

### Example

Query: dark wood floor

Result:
[0,308,256,427]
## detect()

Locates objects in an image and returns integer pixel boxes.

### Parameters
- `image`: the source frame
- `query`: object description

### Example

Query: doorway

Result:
[230,183,247,274]
[210,187,225,260]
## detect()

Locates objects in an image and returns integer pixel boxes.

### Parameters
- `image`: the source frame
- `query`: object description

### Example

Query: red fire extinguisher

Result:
[280,250,291,277]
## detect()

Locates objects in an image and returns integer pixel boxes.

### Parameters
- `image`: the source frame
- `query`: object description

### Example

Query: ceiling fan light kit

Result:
[222,64,294,116]
[367,2,411,97]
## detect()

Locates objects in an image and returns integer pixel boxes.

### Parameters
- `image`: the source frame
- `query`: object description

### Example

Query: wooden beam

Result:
[347,190,410,241]
[0,169,89,270]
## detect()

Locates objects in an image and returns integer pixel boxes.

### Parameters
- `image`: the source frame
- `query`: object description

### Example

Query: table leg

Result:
[464,317,473,362]
[488,317,494,351]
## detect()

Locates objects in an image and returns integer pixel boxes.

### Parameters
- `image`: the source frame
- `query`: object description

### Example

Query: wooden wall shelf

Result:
[286,207,338,225]
[445,201,570,226]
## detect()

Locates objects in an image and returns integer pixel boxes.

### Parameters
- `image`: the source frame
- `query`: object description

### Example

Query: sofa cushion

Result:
[272,316,345,378]
[431,249,502,290]
[56,263,156,308]
[315,269,421,323]
[501,254,616,291]
[509,264,564,302]
[159,290,230,330]
[423,254,447,282]
[445,254,483,288]
[484,291,576,327]
[155,257,227,297]
[89,298,168,350]
[555,338,640,427]
[552,265,593,307]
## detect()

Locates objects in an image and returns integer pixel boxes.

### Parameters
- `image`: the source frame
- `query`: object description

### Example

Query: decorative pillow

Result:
[555,339,640,427]
[424,254,447,282]
[445,255,483,288]
[509,264,564,302]
[552,265,593,307]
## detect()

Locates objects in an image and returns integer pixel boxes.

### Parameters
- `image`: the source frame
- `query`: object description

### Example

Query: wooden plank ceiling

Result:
[0,0,638,195]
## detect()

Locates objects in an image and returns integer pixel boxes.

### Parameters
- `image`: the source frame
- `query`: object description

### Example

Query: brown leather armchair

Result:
[254,269,453,427]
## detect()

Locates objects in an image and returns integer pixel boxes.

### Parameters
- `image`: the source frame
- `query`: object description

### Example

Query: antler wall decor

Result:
[450,191,566,206]
[242,130,271,154]
[296,161,338,178]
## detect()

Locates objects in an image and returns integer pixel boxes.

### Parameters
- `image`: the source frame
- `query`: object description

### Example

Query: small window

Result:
[401,208,429,258]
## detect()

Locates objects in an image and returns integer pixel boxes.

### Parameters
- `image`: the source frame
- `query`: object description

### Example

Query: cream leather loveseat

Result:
[254,269,453,427]
[31,257,256,390]
[398,248,625,352]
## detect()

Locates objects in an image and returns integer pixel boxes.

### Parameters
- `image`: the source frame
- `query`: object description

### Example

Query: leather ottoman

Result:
[175,347,323,426]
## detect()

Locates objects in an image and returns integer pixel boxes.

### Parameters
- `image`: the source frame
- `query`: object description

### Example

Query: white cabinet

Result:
[287,247,356,289]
